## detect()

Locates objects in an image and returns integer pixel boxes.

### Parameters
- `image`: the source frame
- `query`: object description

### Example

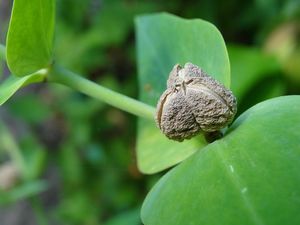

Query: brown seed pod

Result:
[155,62,237,142]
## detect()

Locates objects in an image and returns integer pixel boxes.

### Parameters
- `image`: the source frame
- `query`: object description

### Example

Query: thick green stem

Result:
[49,65,156,120]
[0,42,155,120]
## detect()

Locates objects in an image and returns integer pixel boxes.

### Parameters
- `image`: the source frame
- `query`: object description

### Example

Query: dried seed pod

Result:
[155,62,237,142]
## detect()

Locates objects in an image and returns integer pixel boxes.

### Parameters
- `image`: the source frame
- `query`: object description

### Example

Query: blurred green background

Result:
[0,0,299,224]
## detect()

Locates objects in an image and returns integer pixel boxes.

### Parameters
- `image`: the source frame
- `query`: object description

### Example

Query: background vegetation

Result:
[0,0,299,224]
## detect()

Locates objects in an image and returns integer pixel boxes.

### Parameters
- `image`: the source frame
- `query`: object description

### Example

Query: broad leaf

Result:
[229,45,280,101]
[6,0,55,76]
[0,72,46,106]
[142,96,300,225]
[136,13,230,174]
[229,45,284,114]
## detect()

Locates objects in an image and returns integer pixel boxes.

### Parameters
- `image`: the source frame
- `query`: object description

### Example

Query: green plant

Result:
[0,0,299,225]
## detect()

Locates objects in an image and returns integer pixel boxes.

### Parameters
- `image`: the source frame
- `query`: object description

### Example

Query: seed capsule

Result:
[155,62,237,142]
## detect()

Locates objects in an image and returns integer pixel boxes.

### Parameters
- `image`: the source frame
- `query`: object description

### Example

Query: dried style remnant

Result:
[155,62,237,142]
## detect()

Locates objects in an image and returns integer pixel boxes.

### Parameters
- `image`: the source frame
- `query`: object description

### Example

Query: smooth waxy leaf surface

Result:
[6,0,55,76]
[136,13,230,174]
[142,96,300,225]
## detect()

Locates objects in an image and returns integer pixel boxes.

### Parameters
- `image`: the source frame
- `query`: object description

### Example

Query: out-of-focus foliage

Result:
[0,0,299,224]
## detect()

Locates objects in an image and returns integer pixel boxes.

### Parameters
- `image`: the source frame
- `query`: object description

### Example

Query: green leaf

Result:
[229,45,281,102]
[0,72,46,106]
[6,0,55,76]
[142,96,300,225]
[135,13,230,174]
[228,45,285,115]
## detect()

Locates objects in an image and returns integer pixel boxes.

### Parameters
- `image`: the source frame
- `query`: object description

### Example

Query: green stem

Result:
[0,43,155,120]
[49,65,156,120]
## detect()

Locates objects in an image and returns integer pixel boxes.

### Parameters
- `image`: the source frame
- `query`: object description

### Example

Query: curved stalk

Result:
[49,65,156,120]
[0,43,155,120]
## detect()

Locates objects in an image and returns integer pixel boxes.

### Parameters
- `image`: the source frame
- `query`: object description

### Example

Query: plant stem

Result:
[0,43,156,120]
[49,65,156,120]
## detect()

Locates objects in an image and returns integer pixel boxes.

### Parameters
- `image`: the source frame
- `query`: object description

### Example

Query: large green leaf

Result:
[229,45,281,101]
[229,45,284,115]
[6,0,55,76]
[142,95,300,225]
[136,13,230,174]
